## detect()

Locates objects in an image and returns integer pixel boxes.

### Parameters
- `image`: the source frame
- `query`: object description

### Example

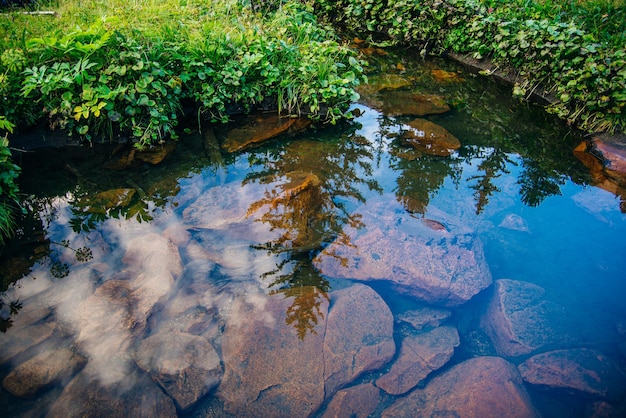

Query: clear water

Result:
[1,54,625,417]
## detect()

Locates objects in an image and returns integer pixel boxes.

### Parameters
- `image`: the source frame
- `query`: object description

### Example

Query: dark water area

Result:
[1,52,625,417]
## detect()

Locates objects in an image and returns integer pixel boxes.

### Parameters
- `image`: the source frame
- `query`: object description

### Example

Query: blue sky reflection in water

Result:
[1,57,626,417]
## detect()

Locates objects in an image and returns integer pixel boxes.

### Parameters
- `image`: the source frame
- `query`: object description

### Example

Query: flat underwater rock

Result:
[395,306,452,331]
[313,196,492,307]
[481,279,582,357]
[518,348,626,401]
[135,330,223,410]
[376,325,459,395]
[217,283,394,417]
[322,383,381,418]
[381,356,540,418]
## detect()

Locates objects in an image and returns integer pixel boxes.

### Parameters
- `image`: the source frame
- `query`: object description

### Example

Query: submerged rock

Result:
[217,283,394,416]
[376,326,459,395]
[135,330,223,410]
[77,188,136,214]
[431,68,465,83]
[402,118,461,156]
[313,197,492,307]
[518,348,626,401]
[2,345,86,397]
[47,365,177,418]
[396,306,451,331]
[378,91,451,117]
[323,284,395,396]
[222,113,311,153]
[481,279,581,357]
[217,290,328,417]
[382,356,540,418]
[589,133,626,178]
[322,383,381,418]
[499,213,530,232]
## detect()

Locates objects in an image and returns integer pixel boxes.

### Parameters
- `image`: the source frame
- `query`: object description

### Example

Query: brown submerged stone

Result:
[322,383,381,418]
[382,356,540,418]
[379,91,451,117]
[222,113,311,153]
[78,188,136,214]
[402,118,461,156]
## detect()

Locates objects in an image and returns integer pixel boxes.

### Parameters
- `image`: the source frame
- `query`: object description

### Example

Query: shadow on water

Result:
[1,49,625,417]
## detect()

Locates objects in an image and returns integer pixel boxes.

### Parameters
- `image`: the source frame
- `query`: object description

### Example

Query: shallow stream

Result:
[1,51,625,417]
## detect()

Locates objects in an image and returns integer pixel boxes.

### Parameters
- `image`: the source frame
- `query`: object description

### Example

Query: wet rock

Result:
[322,383,381,418]
[378,91,451,117]
[77,188,136,214]
[246,170,323,249]
[396,306,451,331]
[518,348,626,401]
[222,114,311,153]
[376,326,459,395]
[182,182,267,230]
[356,73,413,98]
[122,232,183,320]
[382,356,540,418]
[73,280,139,386]
[47,365,177,418]
[481,279,581,357]
[2,346,86,397]
[135,330,223,410]
[324,284,395,396]
[574,140,626,212]
[162,222,191,247]
[402,118,461,156]
[431,68,464,83]
[585,400,626,418]
[217,290,328,417]
[313,197,492,307]
[589,133,626,177]
[499,213,530,232]
[0,322,56,364]
[135,140,177,165]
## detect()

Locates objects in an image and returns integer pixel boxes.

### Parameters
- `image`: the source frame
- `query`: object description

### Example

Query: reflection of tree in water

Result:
[466,148,515,214]
[244,129,381,338]
[518,159,567,207]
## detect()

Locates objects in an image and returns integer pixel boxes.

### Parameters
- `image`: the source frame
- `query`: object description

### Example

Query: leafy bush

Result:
[0,0,366,147]
[0,117,18,246]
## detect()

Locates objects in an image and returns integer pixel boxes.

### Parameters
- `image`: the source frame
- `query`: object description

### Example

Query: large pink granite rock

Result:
[323,284,395,395]
[322,383,381,418]
[382,356,540,418]
[376,326,459,395]
[518,348,626,401]
[313,197,492,307]
[481,279,581,357]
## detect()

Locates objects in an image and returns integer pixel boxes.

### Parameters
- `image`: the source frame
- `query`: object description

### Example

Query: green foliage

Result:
[0,0,366,147]
[312,0,625,133]
[0,120,19,246]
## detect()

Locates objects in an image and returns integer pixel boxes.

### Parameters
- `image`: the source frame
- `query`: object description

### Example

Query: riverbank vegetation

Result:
[0,0,365,244]
[312,0,625,134]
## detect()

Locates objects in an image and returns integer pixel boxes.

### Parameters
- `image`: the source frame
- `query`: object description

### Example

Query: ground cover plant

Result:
[0,0,365,244]
[311,0,625,134]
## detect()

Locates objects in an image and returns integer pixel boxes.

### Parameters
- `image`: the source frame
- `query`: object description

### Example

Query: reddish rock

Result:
[402,118,461,156]
[222,113,311,153]
[376,326,459,395]
[324,284,395,396]
[2,346,86,397]
[382,356,540,418]
[481,279,581,357]
[47,366,177,418]
[396,306,451,330]
[322,383,381,418]
[313,196,492,307]
[518,348,626,401]
[135,331,223,410]
[217,291,328,417]
[590,133,626,177]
